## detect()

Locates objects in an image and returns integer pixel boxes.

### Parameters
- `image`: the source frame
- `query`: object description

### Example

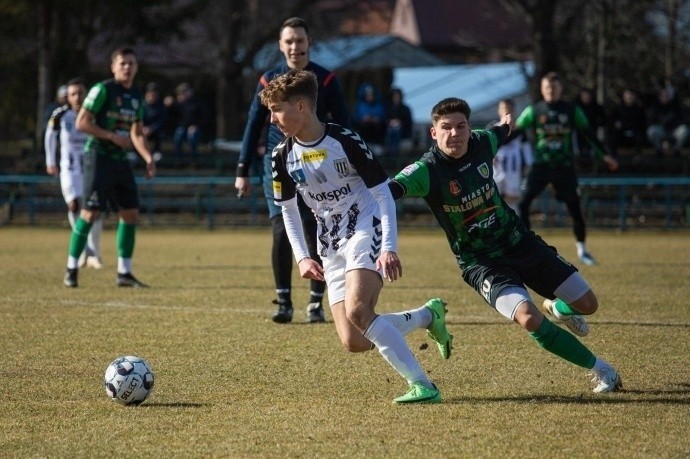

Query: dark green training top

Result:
[515,100,605,167]
[390,125,526,268]
[82,78,144,161]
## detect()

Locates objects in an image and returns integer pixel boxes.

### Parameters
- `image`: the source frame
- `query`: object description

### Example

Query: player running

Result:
[389,97,622,393]
[264,69,452,404]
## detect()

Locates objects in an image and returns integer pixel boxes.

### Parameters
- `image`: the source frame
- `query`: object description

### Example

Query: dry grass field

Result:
[1,226,689,457]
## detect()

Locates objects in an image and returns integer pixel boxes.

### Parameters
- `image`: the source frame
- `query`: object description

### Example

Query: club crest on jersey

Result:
[477,162,490,178]
[116,96,123,107]
[334,159,349,178]
[131,99,139,110]
[559,113,569,124]
[289,168,307,184]
[449,180,461,195]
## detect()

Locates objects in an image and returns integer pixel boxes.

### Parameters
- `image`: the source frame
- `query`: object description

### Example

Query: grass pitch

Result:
[1,226,689,457]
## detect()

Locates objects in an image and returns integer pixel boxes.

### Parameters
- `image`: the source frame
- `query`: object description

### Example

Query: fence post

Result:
[207,182,216,230]
[618,185,627,231]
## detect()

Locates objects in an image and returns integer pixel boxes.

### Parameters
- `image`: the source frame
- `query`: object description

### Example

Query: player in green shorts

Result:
[389,97,622,393]
[64,47,156,288]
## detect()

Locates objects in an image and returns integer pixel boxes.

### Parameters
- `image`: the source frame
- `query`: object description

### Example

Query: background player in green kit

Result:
[389,97,622,393]
[515,72,618,266]
[64,47,156,288]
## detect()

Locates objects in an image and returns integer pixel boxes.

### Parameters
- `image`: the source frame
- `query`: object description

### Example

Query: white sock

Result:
[118,258,132,275]
[88,217,103,258]
[380,305,432,336]
[363,316,431,387]
[576,241,586,256]
[67,256,79,269]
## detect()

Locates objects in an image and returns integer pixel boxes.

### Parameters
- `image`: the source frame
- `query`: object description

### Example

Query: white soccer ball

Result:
[104,355,155,405]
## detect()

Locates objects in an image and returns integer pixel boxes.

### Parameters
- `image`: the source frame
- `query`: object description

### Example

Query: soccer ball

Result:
[104,355,155,405]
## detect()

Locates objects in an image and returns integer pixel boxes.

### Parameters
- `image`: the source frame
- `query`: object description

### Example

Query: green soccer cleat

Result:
[425,298,453,359]
[394,382,441,404]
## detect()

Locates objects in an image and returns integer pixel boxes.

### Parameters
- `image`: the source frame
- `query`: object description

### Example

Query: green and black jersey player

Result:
[64,46,156,289]
[389,97,622,393]
[515,72,618,266]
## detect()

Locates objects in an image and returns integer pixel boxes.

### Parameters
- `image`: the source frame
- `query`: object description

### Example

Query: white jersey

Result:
[493,130,533,197]
[45,105,88,174]
[272,123,397,259]
[45,105,88,203]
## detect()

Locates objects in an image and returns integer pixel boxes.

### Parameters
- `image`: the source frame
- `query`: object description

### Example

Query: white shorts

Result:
[60,172,83,204]
[322,227,383,306]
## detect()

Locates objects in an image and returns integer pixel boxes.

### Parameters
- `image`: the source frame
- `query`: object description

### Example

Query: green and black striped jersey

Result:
[515,100,605,167]
[392,127,525,268]
[82,79,144,161]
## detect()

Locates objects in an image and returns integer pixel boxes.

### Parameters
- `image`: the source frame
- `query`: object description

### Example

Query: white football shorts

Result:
[60,171,83,204]
[322,226,384,306]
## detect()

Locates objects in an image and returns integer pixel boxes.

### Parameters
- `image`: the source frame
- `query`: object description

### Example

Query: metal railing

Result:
[1,175,689,229]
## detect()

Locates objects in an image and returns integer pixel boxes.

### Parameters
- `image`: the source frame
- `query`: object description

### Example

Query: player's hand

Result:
[46,166,58,177]
[376,250,402,282]
[603,154,619,172]
[298,258,325,281]
[110,133,132,150]
[145,160,156,179]
[500,113,514,135]
[235,176,250,198]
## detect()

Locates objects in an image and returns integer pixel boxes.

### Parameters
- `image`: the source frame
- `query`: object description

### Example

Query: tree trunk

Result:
[36,2,50,155]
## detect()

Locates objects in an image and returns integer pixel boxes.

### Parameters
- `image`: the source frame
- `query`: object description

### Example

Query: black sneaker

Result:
[64,268,78,288]
[306,302,326,323]
[271,300,293,323]
[117,272,149,288]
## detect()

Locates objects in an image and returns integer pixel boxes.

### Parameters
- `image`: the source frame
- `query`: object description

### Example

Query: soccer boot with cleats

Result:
[579,251,597,266]
[425,298,453,359]
[64,268,78,288]
[542,299,589,337]
[394,382,441,404]
[117,272,149,288]
[272,300,293,324]
[590,365,623,393]
[306,302,326,323]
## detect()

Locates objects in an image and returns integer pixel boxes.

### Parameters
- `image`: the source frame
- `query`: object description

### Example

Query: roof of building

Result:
[391,0,531,52]
[392,61,535,124]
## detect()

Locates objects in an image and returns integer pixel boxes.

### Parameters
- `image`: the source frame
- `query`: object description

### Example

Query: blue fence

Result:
[1,174,689,229]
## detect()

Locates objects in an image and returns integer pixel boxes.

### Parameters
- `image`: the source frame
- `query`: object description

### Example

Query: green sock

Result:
[530,317,596,369]
[68,218,92,258]
[117,221,136,258]
[553,298,578,316]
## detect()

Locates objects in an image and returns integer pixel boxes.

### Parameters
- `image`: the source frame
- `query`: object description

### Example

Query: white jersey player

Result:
[273,125,397,261]
[492,99,533,215]
[45,78,103,268]
[263,69,452,404]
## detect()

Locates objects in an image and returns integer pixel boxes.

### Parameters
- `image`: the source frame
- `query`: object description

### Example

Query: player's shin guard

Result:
[117,222,136,258]
[529,317,596,369]
[69,217,92,258]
